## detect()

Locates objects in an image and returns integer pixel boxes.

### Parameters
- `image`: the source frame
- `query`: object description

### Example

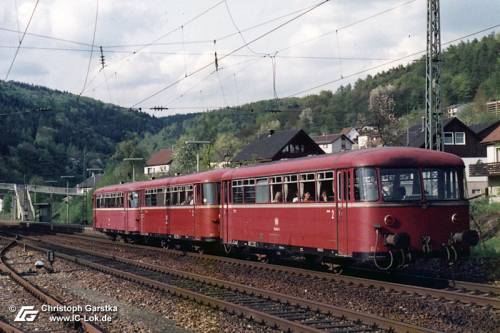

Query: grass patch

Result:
[472,236,500,257]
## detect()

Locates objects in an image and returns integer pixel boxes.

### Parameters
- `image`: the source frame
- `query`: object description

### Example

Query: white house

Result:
[339,127,360,142]
[144,148,174,177]
[471,125,500,201]
[313,133,353,154]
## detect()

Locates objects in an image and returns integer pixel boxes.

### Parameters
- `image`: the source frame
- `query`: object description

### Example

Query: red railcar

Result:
[94,169,224,244]
[93,147,478,269]
[220,147,478,268]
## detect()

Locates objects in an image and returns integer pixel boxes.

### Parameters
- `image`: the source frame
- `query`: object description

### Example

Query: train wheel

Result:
[325,263,343,275]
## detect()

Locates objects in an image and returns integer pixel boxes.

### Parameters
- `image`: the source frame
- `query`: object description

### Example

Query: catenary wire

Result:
[130,0,331,107]
[4,0,40,80]
[80,0,99,96]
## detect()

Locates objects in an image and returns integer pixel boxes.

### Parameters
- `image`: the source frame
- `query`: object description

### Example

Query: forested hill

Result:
[0,33,498,184]
[0,81,171,183]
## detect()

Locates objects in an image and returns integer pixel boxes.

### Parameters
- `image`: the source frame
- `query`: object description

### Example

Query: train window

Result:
[380,168,421,201]
[243,179,256,204]
[317,171,334,202]
[422,168,461,200]
[255,178,269,203]
[232,180,243,204]
[179,187,186,206]
[269,177,283,203]
[201,183,219,205]
[299,173,316,202]
[283,175,298,203]
[337,172,351,201]
[157,188,165,206]
[169,187,178,206]
[128,192,139,208]
[117,194,124,208]
[165,188,171,206]
[354,168,379,201]
[183,185,194,205]
[145,189,157,207]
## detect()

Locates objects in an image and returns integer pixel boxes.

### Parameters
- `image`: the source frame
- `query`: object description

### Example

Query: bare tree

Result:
[369,84,401,145]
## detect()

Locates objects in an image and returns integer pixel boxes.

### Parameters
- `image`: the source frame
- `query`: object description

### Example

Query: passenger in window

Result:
[303,192,313,202]
[290,191,299,203]
[183,195,193,205]
[321,191,328,202]
[273,191,282,203]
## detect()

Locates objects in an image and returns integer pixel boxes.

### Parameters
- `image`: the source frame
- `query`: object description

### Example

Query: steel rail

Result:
[20,236,439,333]
[0,238,104,333]
[55,233,500,309]
[0,319,25,333]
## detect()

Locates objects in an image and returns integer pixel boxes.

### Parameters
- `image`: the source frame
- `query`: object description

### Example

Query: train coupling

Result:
[384,232,410,249]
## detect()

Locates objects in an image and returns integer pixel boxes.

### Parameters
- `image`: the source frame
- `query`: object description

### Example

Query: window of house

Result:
[269,176,283,203]
[232,180,243,204]
[454,132,465,145]
[354,168,379,201]
[317,171,334,202]
[255,178,269,203]
[283,175,299,202]
[299,173,316,202]
[497,148,500,162]
[444,132,454,145]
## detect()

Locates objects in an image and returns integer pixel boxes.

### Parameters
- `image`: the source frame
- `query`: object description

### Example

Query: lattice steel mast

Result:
[424,0,443,150]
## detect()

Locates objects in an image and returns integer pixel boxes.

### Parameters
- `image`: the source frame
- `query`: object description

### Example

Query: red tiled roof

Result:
[340,127,353,136]
[481,126,500,144]
[146,148,173,166]
[313,133,348,144]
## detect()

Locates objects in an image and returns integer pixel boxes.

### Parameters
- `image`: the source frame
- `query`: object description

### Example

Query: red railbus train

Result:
[93,147,478,270]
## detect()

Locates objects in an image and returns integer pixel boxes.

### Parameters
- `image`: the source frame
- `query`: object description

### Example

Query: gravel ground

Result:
[0,273,69,332]
[5,245,281,333]
[401,256,500,284]
[43,235,500,333]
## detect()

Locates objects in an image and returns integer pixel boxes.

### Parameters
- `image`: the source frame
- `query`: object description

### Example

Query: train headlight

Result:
[451,213,460,224]
[384,214,396,227]
[385,233,410,249]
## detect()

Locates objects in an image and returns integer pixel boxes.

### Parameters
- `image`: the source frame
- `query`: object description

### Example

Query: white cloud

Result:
[0,0,498,113]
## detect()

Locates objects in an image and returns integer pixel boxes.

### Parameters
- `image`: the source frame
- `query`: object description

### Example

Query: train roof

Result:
[94,168,226,194]
[221,147,464,180]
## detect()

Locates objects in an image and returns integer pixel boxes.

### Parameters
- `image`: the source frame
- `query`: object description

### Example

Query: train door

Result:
[336,169,352,255]
[221,181,230,242]
[193,184,200,238]
[164,187,171,236]
[126,190,140,233]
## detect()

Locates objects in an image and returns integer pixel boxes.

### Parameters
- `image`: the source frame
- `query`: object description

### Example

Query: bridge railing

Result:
[0,183,84,196]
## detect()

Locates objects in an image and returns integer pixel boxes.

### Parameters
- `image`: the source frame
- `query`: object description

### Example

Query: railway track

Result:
[51,233,500,310]
[6,235,439,333]
[0,238,104,333]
